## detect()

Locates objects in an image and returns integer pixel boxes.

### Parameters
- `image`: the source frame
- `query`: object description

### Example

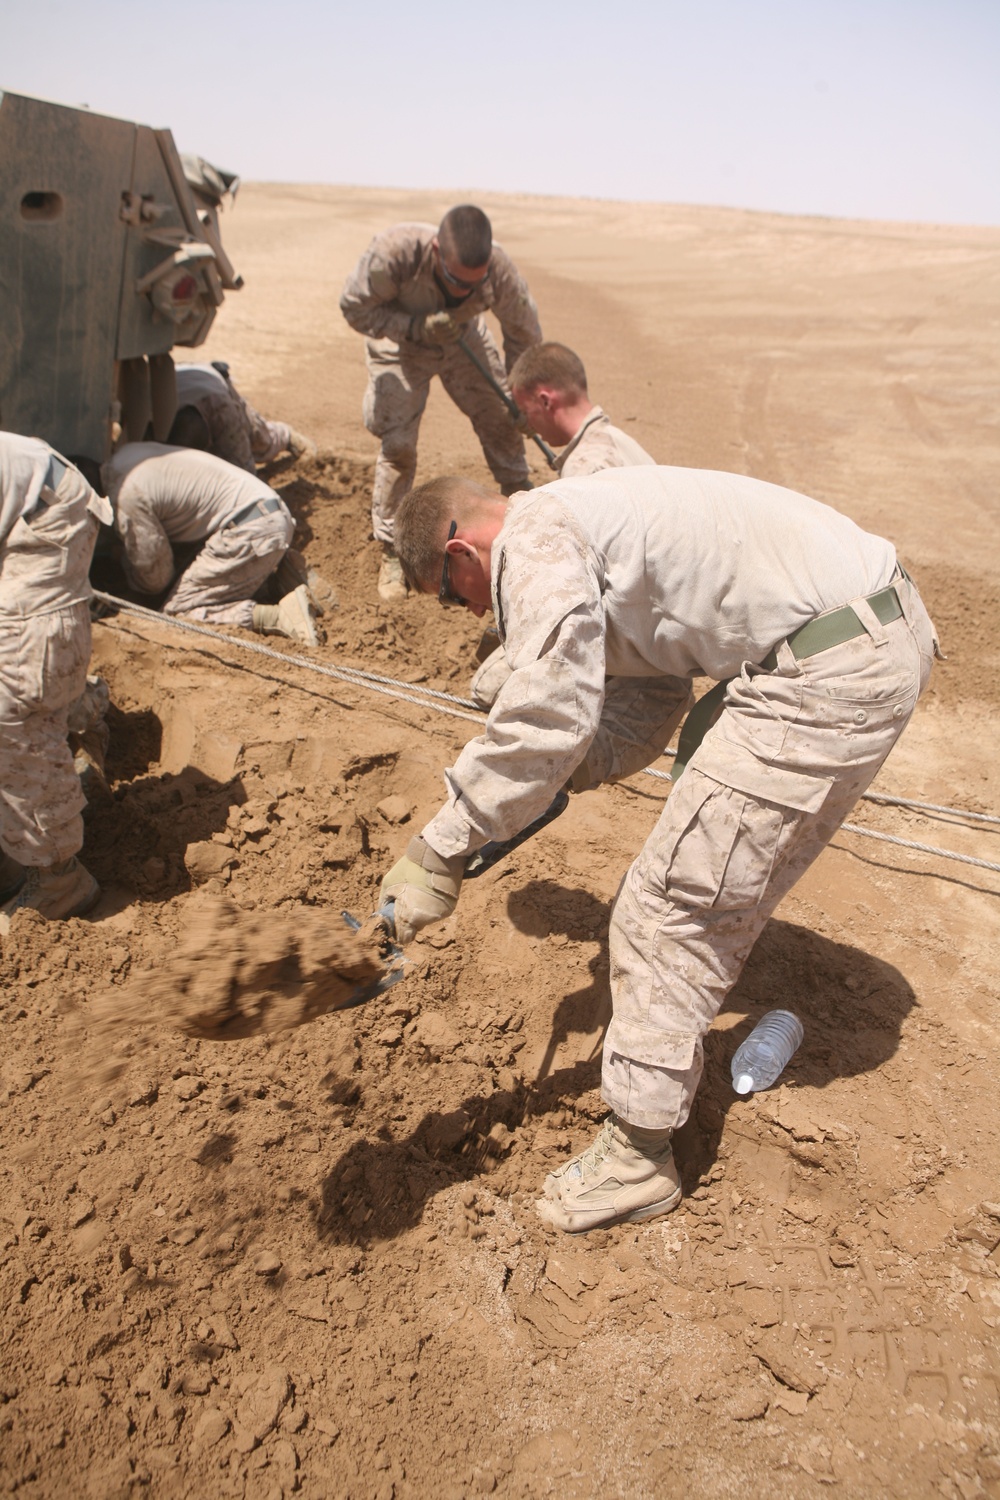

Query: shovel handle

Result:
[457,338,559,471]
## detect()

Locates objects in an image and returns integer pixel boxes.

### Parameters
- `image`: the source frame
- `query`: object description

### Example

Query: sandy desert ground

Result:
[2,184,999,1499]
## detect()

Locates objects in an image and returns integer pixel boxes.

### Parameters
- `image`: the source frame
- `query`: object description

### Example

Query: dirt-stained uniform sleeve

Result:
[487,245,543,373]
[339,229,425,346]
[422,499,606,859]
[115,504,175,596]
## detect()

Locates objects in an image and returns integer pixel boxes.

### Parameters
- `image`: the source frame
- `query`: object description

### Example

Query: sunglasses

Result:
[439,519,466,608]
[436,256,488,294]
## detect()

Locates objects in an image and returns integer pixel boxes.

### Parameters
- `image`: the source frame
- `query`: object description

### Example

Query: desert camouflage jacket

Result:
[556,407,658,477]
[340,223,541,373]
[421,469,897,859]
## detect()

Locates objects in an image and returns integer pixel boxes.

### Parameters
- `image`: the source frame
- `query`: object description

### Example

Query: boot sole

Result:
[621,1188,683,1224]
[537,1185,682,1234]
[541,1169,680,1207]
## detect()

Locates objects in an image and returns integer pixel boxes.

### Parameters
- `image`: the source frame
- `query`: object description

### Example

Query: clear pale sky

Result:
[2,0,997,225]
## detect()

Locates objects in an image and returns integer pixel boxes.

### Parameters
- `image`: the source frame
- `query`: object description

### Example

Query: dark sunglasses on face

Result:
[436,256,488,294]
[439,519,465,607]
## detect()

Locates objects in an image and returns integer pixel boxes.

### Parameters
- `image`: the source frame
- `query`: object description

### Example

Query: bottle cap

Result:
[734,1073,754,1096]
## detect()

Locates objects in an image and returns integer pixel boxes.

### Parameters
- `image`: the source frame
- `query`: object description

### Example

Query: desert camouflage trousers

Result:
[363,322,529,544]
[163,508,294,627]
[190,387,294,473]
[243,401,293,466]
[602,573,937,1129]
[0,461,101,866]
[0,603,91,865]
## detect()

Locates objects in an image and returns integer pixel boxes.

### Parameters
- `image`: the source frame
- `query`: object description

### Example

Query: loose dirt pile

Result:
[87,898,388,1043]
[2,188,999,1500]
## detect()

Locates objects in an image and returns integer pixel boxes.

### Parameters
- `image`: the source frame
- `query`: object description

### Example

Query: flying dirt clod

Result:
[89,896,389,1043]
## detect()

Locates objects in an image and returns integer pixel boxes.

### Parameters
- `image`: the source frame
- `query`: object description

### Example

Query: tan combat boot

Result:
[275,585,319,645]
[536,1115,682,1233]
[272,550,338,618]
[253,585,319,646]
[377,548,408,603]
[0,851,25,901]
[286,429,317,460]
[0,855,100,934]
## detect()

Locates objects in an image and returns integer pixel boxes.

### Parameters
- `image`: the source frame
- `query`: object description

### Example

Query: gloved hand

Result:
[379,835,465,944]
[412,311,463,346]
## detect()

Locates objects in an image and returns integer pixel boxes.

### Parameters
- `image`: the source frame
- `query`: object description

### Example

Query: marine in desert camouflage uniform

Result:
[101,443,317,644]
[340,205,542,599]
[510,340,658,478]
[170,362,315,474]
[381,467,938,1233]
[471,341,659,708]
[0,434,112,928]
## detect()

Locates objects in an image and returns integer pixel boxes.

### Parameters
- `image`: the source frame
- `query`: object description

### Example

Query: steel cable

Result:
[92,591,999,876]
[91,591,486,725]
[838,824,1000,874]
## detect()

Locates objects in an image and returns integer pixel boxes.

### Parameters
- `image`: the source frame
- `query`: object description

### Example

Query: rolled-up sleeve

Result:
[422,503,606,858]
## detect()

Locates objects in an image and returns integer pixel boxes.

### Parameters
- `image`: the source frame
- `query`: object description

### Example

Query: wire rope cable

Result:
[838,824,1000,874]
[91,591,1000,877]
[91,591,486,725]
[858,792,1000,826]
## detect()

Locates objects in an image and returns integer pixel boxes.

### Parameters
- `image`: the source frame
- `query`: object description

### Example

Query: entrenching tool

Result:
[339,904,408,1007]
[340,789,570,1001]
[456,336,559,471]
[464,788,569,877]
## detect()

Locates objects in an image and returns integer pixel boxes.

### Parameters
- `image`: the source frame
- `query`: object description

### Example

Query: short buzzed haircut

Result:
[395,476,499,591]
[509,341,589,397]
[438,205,493,269]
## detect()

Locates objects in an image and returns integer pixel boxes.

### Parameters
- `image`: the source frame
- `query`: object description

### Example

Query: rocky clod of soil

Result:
[89,898,387,1042]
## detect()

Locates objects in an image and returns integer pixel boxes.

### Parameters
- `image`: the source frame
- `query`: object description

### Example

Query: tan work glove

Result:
[412,311,463,346]
[379,835,465,944]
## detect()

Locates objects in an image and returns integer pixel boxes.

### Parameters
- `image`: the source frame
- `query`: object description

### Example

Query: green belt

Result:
[225,494,284,529]
[760,583,902,669]
[671,583,904,781]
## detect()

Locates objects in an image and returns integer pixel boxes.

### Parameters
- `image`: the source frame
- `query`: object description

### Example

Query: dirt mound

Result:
[88,898,387,1043]
[1,188,998,1500]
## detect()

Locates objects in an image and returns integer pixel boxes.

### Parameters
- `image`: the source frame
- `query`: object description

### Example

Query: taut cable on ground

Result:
[91,590,486,725]
[91,592,1000,878]
[859,792,1000,826]
[836,824,1000,873]
[643,762,1000,826]
[633,768,1000,873]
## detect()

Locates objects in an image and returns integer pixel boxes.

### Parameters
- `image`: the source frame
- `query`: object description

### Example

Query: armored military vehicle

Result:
[0,89,242,462]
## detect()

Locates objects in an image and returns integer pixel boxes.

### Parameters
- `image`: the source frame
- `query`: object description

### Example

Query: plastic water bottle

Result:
[731,1010,804,1095]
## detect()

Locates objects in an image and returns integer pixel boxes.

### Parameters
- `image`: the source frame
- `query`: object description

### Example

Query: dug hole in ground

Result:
[1,187,999,1499]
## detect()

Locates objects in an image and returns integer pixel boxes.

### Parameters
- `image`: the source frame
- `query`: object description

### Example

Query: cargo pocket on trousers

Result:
[660,737,834,913]
[40,616,90,711]
[604,1015,699,1071]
